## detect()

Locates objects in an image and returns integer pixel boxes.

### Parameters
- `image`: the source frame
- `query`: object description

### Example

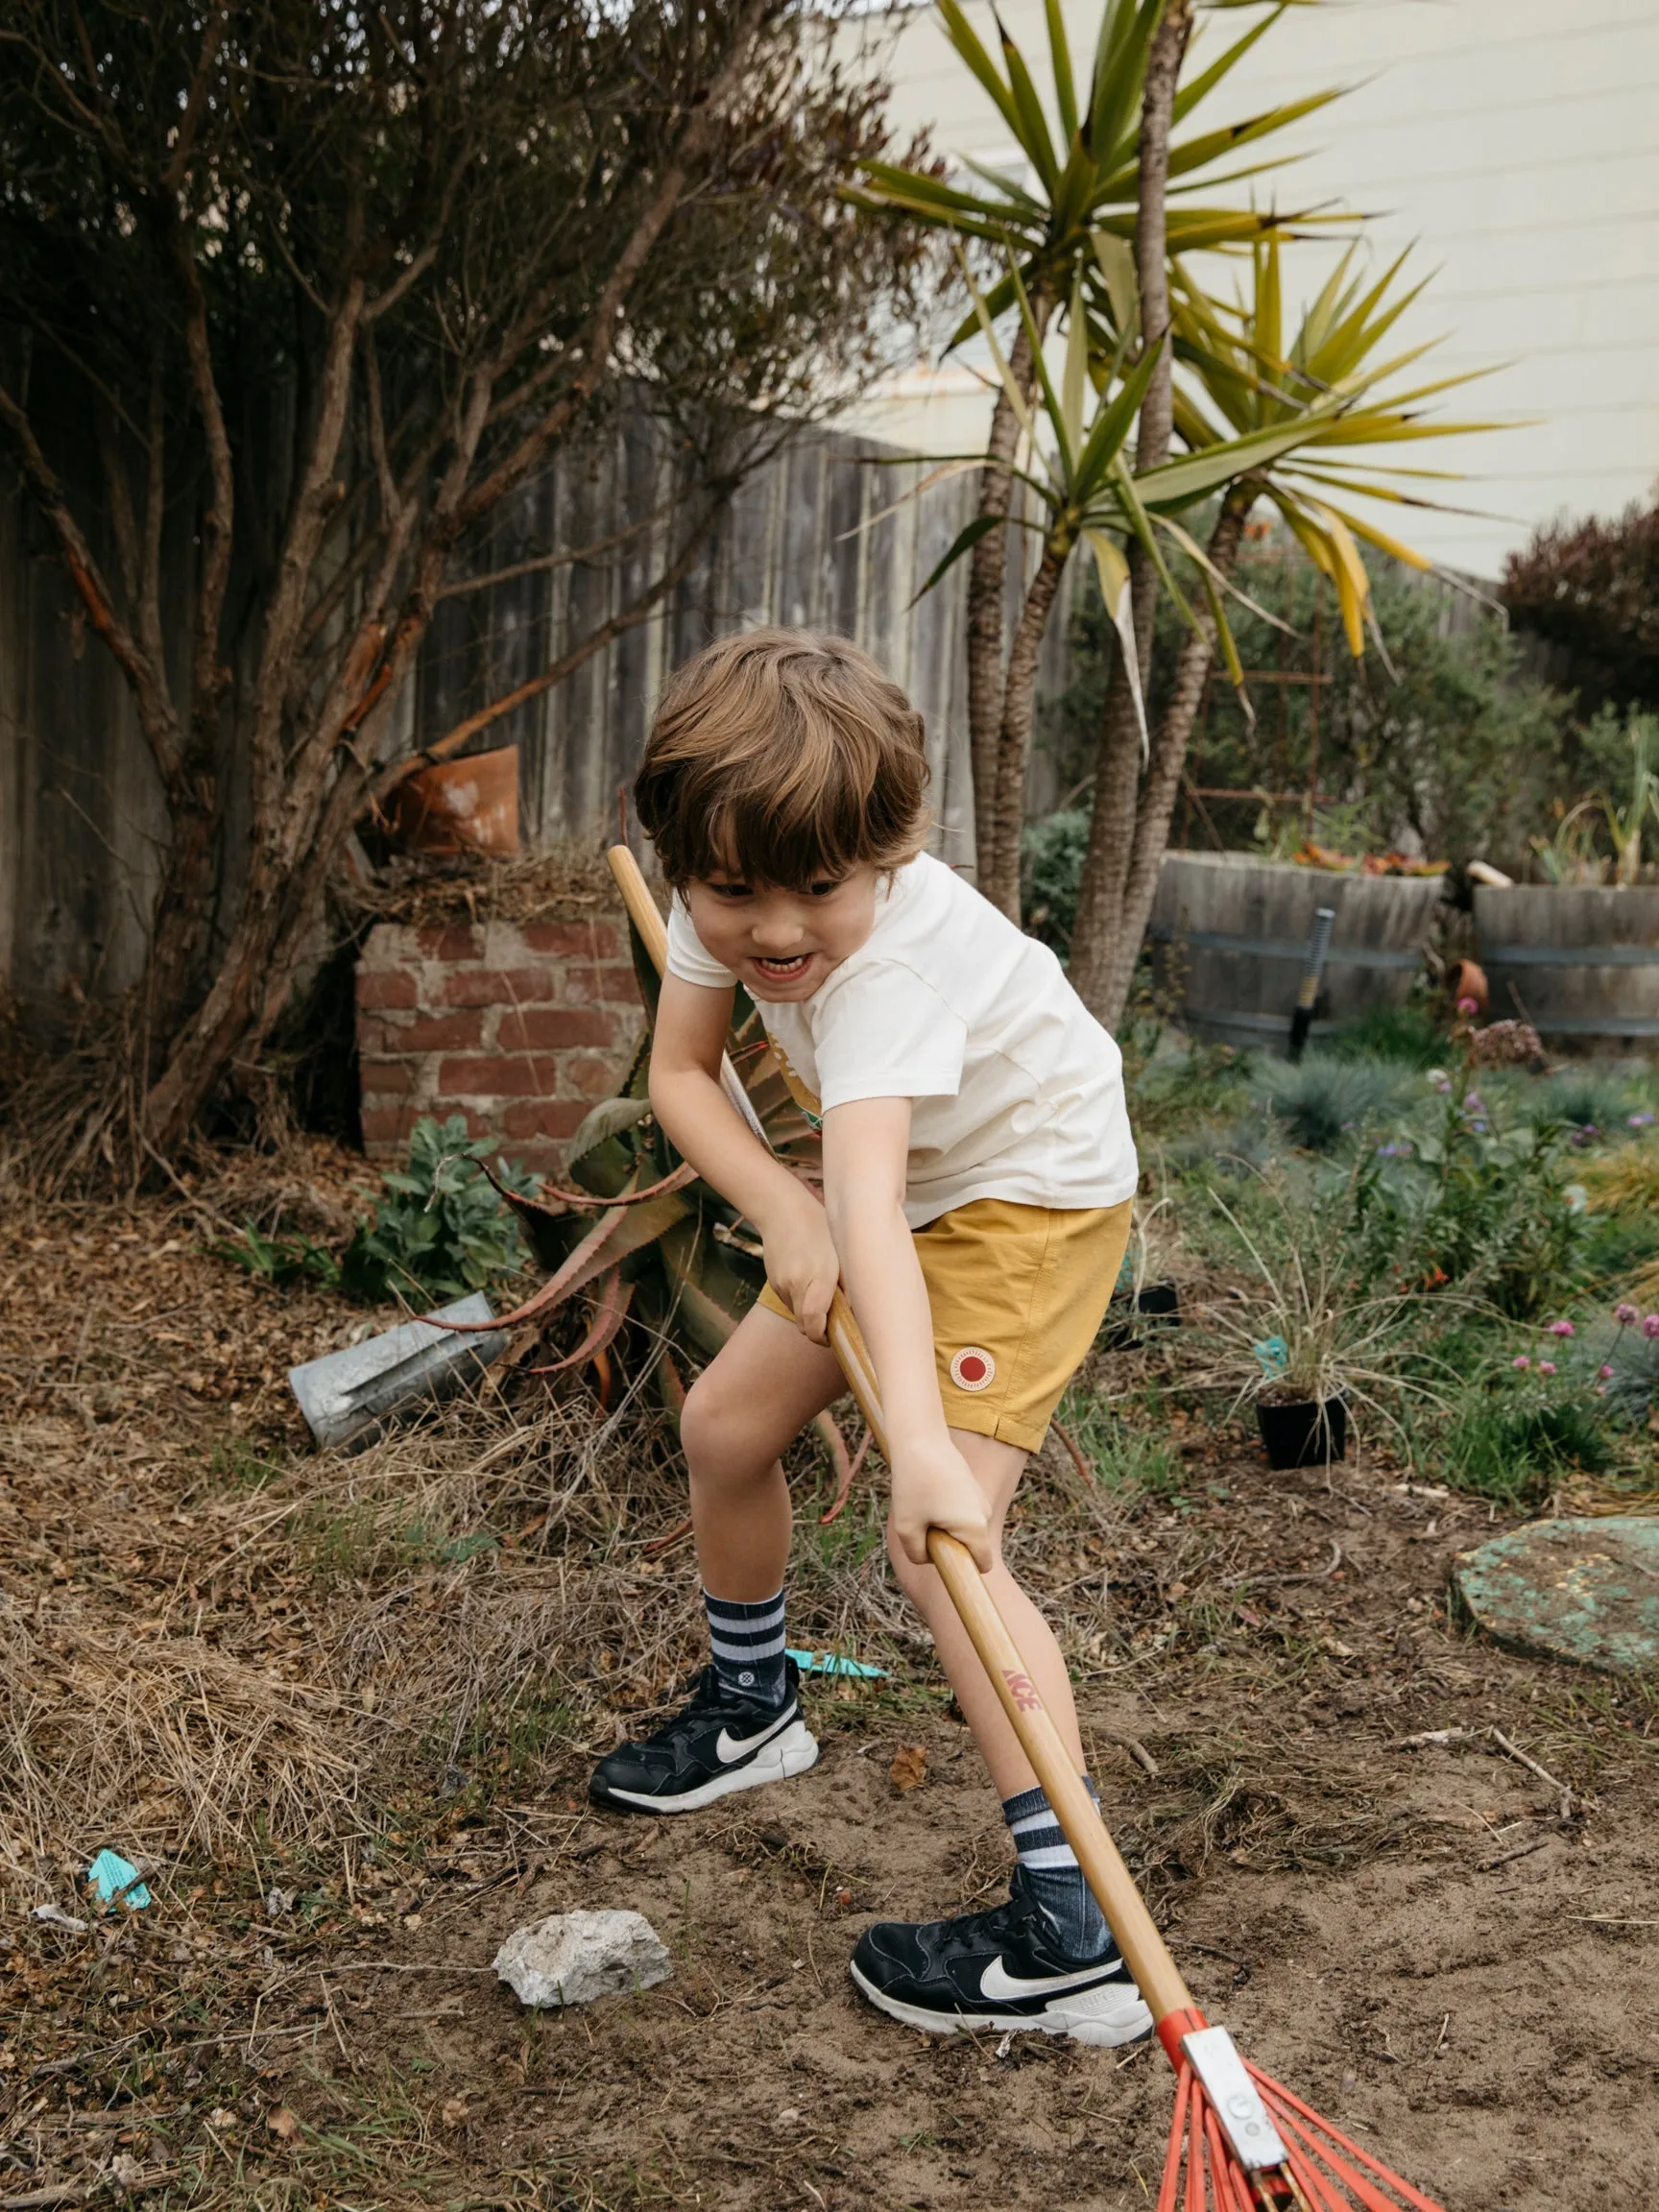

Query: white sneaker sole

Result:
[598,1720,820,1815]
[848,1960,1153,2049]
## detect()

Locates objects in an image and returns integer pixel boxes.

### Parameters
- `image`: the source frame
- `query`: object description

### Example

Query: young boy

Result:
[589,629,1147,2046]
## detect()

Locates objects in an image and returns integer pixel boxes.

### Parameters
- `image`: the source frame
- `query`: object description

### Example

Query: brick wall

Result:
[355,912,644,1174]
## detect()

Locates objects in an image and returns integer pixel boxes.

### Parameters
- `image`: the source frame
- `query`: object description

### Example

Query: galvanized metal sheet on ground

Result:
[1453,1516,1659,1675]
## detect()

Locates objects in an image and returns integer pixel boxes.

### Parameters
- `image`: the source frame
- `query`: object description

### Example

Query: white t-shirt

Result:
[664,853,1138,1229]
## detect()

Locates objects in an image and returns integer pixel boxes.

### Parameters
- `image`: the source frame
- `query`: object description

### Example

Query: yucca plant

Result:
[1069,234,1503,1021]
[847,0,1341,911]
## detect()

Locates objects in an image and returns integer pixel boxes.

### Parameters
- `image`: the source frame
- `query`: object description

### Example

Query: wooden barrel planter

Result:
[1149,853,1447,1052]
[1474,886,1659,1051]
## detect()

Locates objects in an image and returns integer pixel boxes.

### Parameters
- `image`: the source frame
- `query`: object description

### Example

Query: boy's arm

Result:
[649,973,840,1342]
[821,1096,995,1572]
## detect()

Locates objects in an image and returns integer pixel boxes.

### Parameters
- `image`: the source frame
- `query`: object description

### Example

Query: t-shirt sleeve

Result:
[811,961,968,1112]
[664,894,735,989]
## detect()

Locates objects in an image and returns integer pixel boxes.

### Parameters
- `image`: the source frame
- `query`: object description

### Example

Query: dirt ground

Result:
[2,1166,1657,2211]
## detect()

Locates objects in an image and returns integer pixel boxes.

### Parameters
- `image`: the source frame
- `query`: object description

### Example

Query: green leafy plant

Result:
[1363,1080,1588,1318]
[341,1116,541,1306]
[1022,807,1092,953]
[210,1220,342,1291]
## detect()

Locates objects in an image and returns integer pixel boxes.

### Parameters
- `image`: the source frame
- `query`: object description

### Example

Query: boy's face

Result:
[685,864,879,1002]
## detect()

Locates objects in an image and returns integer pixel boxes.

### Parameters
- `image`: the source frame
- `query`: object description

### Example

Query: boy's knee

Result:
[679,1368,733,1470]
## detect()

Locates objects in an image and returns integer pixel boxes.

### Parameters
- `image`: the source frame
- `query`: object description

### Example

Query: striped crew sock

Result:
[1002,1778,1109,1960]
[702,1588,789,1710]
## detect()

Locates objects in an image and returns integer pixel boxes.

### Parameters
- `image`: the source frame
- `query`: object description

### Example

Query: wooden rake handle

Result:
[604,844,1194,2031]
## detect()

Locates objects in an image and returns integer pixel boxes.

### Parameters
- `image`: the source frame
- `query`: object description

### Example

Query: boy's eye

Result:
[807,880,841,899]
[709,882,752,901]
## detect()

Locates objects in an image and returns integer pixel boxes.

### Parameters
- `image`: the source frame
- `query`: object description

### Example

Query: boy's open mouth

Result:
[750,952,813,983]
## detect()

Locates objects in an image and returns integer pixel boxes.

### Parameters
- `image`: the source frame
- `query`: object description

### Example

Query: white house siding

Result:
[830,1,1659,579]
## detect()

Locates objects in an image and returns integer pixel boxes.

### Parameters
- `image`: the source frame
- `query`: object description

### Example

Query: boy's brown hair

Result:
[634,628,929,889]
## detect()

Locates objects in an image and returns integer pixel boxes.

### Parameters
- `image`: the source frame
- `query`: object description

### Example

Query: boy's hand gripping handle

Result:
[605,844,1196,2035]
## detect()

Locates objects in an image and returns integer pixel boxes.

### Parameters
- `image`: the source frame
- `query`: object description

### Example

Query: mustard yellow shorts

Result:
[758,1196,1133,1453]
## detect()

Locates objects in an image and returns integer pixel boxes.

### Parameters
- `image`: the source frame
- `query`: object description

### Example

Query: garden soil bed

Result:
[2,1165,1656,2211]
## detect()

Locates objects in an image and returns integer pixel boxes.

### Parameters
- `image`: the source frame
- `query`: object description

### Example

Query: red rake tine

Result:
[1252,2070,1445,2212]
[1260,2097,1433,2212]
[1158,2062,1193,2212]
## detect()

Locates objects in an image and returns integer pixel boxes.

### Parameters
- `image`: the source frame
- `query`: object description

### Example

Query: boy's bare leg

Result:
[680,1302,846,1599]
[885,1430,1079,1799]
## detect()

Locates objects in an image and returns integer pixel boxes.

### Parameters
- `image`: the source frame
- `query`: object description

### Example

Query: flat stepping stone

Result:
[1453,1516,1659,1675]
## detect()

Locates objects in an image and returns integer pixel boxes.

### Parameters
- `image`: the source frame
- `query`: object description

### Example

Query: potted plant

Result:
[1196,1182,1426,1470]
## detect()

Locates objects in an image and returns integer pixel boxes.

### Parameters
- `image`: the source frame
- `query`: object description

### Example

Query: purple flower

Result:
[1614,1301,1640,1327]
[1629,1111,1656,1128]
[1376,1140,1413,1159]
[1548,1319,1575,1337]
[1645,1314,1659,1341]
[1538,1359,1557,1376]
[1511,1355,1530,1371]
[1599,1363,1615,1380]
[1463,1092,1484,1113]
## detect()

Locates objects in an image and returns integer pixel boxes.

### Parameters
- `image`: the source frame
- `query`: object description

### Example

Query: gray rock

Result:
[493,1910,672,2008]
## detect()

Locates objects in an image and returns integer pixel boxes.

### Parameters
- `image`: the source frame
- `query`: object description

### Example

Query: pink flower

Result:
[1456,995,1479,1017]
[1511,1355,1530,1370]
[1614,1301,1640,1327]
[1538,1359,1557,1375]
[1548,1319,1575,1337]
[1645,1314,1659,1341]
[1599,1364,1615,1380]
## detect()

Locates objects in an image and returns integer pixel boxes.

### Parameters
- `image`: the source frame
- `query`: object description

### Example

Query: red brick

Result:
[437,1053,560,1097]
[416,923,482,960]
[441,966,556,1009]
[360,1057,421,1094]
[565,1052,627,1098]
[361,1104,419,1146]
[519,919,620,959]
[496,1007,619,1051]
[501,1098,589,1142]
[424,1102,493,1136]
[401,1009,483,1051]
[596,963,645,1004]
[355,965,418,1010]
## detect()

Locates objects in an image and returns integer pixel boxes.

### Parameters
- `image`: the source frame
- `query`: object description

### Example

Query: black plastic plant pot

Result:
[1099,1281,1182,1351]
[1257,1393,1347,1470]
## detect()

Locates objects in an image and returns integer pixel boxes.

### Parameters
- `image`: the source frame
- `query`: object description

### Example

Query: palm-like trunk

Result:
[1068,0,1193,1022]
[981,530,1071,918]
[964,306,1050,891]
[1096,486,1253,1020]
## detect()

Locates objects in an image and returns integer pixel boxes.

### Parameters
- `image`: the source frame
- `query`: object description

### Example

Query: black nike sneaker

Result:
[589,1660,818,1815]
[849,1867,1152,2046]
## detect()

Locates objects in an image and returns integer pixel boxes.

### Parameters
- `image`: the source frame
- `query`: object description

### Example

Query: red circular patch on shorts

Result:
[950,1346,996,1392]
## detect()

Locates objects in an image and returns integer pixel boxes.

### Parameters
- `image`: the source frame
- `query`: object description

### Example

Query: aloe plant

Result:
[471,935,862,1523]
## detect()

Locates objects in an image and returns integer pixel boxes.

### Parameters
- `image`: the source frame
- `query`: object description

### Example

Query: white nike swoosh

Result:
[979,1955,1125,2003]
[714,1711,794,1765]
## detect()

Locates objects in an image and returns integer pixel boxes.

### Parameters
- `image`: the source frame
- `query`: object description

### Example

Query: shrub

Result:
[341,1115,540,1305]
[1255,1056,1405,1154]
[1021,809,1090,955]
[1503,493,1659,716]
[1326,1001,1449,1070]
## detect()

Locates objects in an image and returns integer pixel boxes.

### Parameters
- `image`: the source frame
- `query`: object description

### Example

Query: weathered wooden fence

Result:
[0,400,1080,1026]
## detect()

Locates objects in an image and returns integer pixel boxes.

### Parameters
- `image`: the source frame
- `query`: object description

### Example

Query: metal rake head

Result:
[1160,2056,1448,2212]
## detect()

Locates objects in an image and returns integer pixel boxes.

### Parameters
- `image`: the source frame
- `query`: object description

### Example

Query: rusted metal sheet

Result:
[1453,1516,1659,1675]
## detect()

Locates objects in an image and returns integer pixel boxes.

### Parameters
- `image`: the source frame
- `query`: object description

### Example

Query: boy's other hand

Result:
[757,1186,840,1346]
[890,1442,995,1574]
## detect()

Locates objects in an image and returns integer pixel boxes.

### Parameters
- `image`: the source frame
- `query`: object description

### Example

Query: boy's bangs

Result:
[704,780,869,891]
